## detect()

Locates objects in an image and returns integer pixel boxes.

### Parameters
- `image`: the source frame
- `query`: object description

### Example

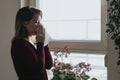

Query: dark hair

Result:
[13,6,42,40]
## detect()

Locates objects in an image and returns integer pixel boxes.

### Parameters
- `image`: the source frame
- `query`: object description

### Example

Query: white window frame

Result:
[35,0,107,54]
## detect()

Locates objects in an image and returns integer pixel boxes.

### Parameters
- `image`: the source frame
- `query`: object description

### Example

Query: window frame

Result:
[36,0,107,54]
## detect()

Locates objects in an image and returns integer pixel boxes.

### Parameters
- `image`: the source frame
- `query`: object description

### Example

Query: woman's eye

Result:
[33,20,40,25]
[34,21,37,23]
[33,21,38,25]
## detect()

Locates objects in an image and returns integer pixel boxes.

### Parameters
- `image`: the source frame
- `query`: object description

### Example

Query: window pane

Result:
[39,0,101,40]
[42,21,87,40]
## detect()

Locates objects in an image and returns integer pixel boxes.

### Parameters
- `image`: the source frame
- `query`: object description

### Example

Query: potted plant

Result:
[51,46,97,80]
[106,0,120,65]
[51,62,97,80]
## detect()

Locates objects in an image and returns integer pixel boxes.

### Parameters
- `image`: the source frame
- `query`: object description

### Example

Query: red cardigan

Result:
[11,38,53,80]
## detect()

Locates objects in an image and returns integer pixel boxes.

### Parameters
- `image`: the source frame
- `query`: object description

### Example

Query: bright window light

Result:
[38,0,101,41]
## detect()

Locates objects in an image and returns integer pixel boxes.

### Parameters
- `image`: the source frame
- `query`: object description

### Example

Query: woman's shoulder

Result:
[12,37,27,46]
[12,37,24,42]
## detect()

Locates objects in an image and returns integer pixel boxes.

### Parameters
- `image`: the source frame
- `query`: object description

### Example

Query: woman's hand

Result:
[36,24,45,43]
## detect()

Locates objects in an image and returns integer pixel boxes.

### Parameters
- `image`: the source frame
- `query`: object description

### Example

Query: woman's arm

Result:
[44,45,53,69]
[36,42,45,71]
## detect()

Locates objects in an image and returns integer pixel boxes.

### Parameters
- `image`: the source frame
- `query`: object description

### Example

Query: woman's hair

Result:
[13,6,42,40]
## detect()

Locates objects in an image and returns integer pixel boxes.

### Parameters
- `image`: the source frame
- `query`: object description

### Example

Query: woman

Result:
[11,6,53,80]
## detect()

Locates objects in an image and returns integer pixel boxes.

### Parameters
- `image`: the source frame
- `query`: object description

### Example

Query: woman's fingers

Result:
[36,24,45,43]
[42,28,45,36]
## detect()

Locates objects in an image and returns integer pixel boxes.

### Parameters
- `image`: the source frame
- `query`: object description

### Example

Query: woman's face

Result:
[25,14,42,36]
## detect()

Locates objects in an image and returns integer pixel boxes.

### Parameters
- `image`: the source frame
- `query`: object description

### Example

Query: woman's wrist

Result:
[37,42,44,45]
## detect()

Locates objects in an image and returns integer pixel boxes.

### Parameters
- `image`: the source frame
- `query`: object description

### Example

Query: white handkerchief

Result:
[44,32,52,46]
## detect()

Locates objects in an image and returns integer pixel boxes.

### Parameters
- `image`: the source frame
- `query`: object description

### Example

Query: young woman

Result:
[11,6,53,80]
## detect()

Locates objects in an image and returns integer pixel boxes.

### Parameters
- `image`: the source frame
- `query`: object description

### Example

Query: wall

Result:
[107,39,120,80]
[0,0,19,80]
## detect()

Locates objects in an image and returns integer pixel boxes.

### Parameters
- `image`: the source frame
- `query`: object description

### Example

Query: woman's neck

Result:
[25,35,37,44]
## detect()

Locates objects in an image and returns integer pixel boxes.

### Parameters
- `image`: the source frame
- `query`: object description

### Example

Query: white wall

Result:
[0,0,19,80]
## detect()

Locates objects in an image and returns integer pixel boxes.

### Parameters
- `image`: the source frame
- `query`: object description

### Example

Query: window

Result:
[37,0,107,53]
[38,0,100,40]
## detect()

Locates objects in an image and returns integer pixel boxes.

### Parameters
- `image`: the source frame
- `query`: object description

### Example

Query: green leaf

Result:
[115,46,118,50]
[91,77,98,80]
[75,76,81,80]
[109,24,115,30]
[58,73,65,80]
[117,60,120,65]
[106,29,111,33]
[111,34,117,40]
[51,75,59,80]
[115,37,120,45]
[84,75,90,80]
